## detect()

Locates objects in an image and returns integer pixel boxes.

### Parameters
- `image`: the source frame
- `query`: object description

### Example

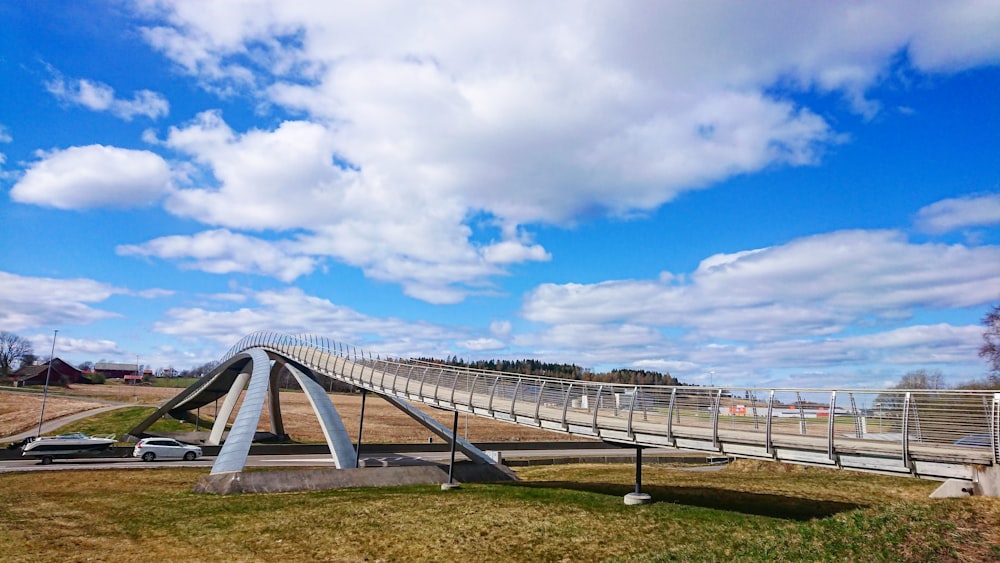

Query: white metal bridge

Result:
[130,331,1000,497]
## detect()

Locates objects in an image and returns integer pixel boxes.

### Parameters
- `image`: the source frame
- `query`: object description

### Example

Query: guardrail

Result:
[220,331,1000,480]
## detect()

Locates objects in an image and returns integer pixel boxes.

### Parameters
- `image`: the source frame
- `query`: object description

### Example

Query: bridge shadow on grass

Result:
[509,481,863,521]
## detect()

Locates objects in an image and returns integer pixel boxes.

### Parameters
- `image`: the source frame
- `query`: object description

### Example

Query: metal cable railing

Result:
[219,330,1000,473]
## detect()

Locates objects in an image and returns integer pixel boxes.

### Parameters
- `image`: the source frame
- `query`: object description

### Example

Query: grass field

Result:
[1,462,998,561]
[3,388,1000,560]
[1,386,587,444]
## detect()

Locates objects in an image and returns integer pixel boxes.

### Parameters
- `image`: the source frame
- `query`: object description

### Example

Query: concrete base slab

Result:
[440,482,462,490]
[930,478,977,499]
[193,461,516,495]
[195,466,449,494]
[624,492,653,505]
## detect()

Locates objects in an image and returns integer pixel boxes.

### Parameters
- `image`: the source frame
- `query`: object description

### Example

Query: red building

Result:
[14,358,91,386]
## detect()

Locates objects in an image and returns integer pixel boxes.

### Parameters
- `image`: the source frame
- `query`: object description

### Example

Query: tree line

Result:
[413,356,681,386]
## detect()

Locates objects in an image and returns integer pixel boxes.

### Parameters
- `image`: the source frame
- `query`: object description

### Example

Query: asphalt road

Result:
[0,447,726,473]
[0,453,441,473]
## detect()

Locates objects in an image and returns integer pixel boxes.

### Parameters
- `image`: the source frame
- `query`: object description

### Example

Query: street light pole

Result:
[36,329,59,437]
[135,354,140,400]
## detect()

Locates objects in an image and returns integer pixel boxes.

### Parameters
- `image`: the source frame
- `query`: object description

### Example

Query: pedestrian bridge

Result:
[129,331,1000,497]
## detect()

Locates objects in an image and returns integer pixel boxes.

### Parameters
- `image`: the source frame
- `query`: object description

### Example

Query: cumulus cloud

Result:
[10,145,172,209]
[32,334,124,359]
[153,287,465,356]
[915,193,1000,233]
[146,110,551,299]
[516,229,1000,382]
[0,271,123,331]
[46,73,169,120]
[523,230,1000,341]
[117,229,319,283]
[118,2,1000,300]
[162,111,352,230]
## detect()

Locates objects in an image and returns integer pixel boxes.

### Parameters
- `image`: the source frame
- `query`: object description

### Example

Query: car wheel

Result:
[183,451,196,461]
[142,452,156,462]
[41,456,53,465]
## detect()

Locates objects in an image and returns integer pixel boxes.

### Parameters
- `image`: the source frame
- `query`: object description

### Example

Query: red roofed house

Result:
[14,358,91,386]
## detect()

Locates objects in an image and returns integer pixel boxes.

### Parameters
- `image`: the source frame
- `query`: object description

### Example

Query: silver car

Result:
[132,437,202,462]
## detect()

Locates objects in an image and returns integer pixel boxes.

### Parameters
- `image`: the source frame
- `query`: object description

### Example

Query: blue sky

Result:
[1,1,999,388]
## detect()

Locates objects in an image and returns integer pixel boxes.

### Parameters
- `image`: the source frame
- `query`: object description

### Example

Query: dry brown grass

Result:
[0,393,110,437]
[269,392,592,443]
[2,386,588,443]
[1,464,998,561]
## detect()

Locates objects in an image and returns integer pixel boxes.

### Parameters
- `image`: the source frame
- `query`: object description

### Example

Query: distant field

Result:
[1,385,586,444]
[1,462,997,561]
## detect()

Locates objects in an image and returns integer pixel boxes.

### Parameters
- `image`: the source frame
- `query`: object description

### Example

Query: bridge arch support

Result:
[128,348,358,473]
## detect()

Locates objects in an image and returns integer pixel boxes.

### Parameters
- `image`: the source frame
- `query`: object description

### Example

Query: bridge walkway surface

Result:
[128,331,1000,497]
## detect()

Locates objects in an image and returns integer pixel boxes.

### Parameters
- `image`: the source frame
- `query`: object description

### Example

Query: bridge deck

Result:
[139,332,994,488]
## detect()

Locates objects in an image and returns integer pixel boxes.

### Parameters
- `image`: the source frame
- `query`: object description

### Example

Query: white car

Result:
[132,438,202,462]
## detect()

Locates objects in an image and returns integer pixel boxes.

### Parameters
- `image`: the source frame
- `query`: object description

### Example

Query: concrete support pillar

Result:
[208,370,250,445]
[975,464,1000,497]
[267,361,285,438]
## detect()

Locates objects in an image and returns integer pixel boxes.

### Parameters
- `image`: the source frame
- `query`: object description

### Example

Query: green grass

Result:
[149,377,201,388]
[0,463,997,561]
[52,406,214,440]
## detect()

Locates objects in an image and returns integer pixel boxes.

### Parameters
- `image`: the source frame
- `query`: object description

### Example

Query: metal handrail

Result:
[219,330,1000,471]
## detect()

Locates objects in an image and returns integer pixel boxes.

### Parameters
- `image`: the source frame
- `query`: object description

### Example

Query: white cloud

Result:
[162,111,352,230]
[523,230,1000,342]
[10,145,172,209]
[133,288,176,299]
[0,125,11,177]
[153,287,465,356]
[915,193,1000,233]
[459,338,506,352]
[46,74,169,120]
[117,229,319,283]
[119,2,1000,301]
[149,110,552,299]
[490,320,513,338]
[516,229,1000,383]
[0,271,123,331]
[512,320,985,387]
[31,334,124,359]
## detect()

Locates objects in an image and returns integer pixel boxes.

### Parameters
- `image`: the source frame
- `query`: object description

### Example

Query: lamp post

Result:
[36,329,59,437]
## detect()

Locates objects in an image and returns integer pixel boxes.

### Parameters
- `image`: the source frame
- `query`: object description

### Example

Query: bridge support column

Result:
[976,464,1000,497]
[442,410,461,491]
[356,389,367,469]
[208,370,251,445]
[267,361,286,439]
[624,446,652,505]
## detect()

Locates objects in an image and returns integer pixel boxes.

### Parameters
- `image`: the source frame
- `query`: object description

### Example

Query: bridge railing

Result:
[220,330,1000,468]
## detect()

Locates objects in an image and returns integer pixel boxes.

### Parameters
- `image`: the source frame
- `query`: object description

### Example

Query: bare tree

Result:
[892,369,947,390]
[0,331,34,375]
[980,304,1000,375]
